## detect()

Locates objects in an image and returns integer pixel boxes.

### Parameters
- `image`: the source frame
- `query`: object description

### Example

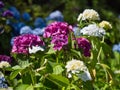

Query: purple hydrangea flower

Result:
[0,55,12,63]
[51,34,68,50]
[76,37,91,57]
[11,34,45,54]
[43,21,72,51]
[2,10,13,17]
[0,1,4,8]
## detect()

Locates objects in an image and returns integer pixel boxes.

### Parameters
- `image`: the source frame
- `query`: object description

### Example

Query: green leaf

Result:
[100,63,110,69]
[47,74,69,87]
[46,44,56,54]
[53,65,64,75]
[10,69,22,80]
[15,84,33,90]
[12,65,22,70]
[26,85,34,90]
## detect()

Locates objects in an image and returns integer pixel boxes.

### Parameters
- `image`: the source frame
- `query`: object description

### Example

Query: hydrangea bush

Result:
[0,6,120,90]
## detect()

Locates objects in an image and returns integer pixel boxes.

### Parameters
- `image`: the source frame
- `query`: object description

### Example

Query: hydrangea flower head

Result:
[46,10,64,22]
[113,43,120,53]
[9,6,20,20]
[0,72,8,88]
[80,24,106,37]
[51,34,68,50]
[0,55,12,63]
[99,21,112,29]
[32,27,45,35]
[12,34,45,54]
[43,21,72,51]
[65,59,87,73]
[20,26,32,35]
[0,61,10,68]
[43,21,72,38]
[73,26,81,36]
[34,17,46,28]
[77,9,100,21]
[22,12,31,22]
[65,59,92,81]
[0,1,4,8]
[76,37,91,57]
[2,10,13,17]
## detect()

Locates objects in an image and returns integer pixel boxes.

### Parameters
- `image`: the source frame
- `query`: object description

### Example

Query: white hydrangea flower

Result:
[77,9,100,21]
[99,21,112,29]
[80,24,106,37]
[65,59,92,81]
[78,70,92,82]
[29,46,44,54]
[0,61,10,68]
[65,59,87,73]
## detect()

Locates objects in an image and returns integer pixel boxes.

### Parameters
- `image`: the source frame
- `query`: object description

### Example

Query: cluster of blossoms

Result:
[77,9,100,21]
[46,10,64,22]
[65,59,92,82]
[99,20,112,29]
[43,21,72,50]
[112,43,120,53]
[20,26,45,36]
[11,34,45,54]
[80,24,106,37]
[0,1,13,17]
[0,55,12,68]
[0,72,8,88]
[76,37,91,57]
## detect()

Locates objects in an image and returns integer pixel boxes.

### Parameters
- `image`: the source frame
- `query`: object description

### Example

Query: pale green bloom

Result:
[99,20,112,29]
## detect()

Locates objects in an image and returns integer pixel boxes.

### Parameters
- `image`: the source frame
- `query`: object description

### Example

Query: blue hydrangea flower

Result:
[113,43,120,53]
[10,37,15,46]
[11,22,25,36]
[46,10,64,22]
[0,72,8,88]
[20,26,33,35]
[73,26,81,36]
[9,6,20,20]
[22,12,31,22]
[34,17,46,28]
[32,28,45,35]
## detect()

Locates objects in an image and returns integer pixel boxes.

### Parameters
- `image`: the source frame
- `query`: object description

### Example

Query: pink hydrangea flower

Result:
[11,34,44,54]
[43,21,72,51]
[51,34,68,50]
[76,37,91,57]
[43,21,72,38]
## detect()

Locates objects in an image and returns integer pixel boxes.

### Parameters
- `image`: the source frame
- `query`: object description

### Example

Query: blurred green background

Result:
[0,0,120,55]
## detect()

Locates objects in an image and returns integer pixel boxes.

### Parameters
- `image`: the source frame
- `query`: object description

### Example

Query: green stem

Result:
[97,47,102,63]
[56,51,59,63]
[29,67,35,85]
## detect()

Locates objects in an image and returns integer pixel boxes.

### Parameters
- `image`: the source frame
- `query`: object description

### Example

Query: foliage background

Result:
[1,0,120,55]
